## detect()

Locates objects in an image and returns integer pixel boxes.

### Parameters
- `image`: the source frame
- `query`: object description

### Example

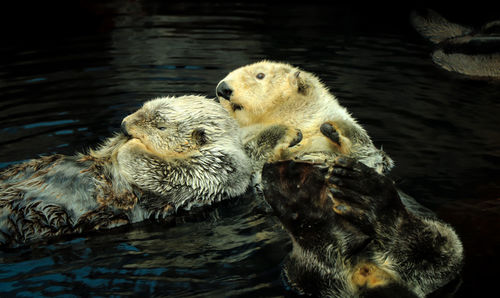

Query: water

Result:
[1,2,499,297]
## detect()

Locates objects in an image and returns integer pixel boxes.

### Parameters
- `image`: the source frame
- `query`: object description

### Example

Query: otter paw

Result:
[262,125,302,149]
[325,156,402,222]
[329,156,395,195]
[288,129,303,148]
[320,122,340,146]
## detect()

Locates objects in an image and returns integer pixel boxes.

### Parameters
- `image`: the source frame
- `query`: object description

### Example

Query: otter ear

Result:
[192,128,208,146]
[288,71,309,95]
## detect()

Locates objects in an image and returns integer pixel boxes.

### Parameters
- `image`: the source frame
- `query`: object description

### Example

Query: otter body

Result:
[262,158,464,297]
[216,61,393,174]
[411,9,500,79]
[0,154,136,246]
[0,95,254,247]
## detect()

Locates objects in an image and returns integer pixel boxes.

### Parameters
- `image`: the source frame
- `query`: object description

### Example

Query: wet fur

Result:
[216,60,393,174]
[262,158,463,297]
[0,95,257,248]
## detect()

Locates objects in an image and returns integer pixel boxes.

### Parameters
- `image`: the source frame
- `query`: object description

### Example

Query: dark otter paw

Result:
[328,157,394,195]
[320,122,340,145]
[326,156,402,223]
[288,129,303,147]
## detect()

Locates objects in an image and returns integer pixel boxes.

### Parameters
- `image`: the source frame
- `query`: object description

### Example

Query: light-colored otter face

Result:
[120,95,236,157]
[216,61,316,126]
[115,95,249,194]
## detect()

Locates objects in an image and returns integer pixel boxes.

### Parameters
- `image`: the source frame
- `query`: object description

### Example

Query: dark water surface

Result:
[1,1,499,297]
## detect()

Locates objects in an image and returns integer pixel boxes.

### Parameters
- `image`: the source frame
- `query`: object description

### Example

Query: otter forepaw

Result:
[288,129,303,148]
[329,156,392,195]
[320,122,340,146]
[255,125,289,148]
[326,156,403,222]
[270,125,302,148]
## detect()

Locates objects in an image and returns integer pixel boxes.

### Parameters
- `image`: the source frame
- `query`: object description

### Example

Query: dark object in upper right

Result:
[410,9,500,79]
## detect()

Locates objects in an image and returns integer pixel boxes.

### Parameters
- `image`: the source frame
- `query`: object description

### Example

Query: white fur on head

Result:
[117,95,252,209]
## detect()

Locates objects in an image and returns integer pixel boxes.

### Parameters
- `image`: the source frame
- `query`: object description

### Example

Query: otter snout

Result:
[216,81,233,101]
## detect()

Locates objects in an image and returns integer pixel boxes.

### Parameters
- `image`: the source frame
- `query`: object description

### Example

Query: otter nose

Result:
[216,81,233,101]
[121,121,131,137]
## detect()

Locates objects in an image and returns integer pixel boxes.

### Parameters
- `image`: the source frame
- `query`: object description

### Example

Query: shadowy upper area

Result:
[1,1,498,43]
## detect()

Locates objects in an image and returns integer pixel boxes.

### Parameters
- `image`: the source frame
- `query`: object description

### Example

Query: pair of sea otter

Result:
[0,61,463,297]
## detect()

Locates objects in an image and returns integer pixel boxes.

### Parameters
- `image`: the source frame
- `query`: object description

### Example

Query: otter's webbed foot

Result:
[320,122,341,146]
[325,157,403,231]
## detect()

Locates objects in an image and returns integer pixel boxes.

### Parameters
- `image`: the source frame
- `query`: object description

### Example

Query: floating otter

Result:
[261,157,464,297]
[216,60,393,175]
[411,9,500,79]
[0,95,263,248]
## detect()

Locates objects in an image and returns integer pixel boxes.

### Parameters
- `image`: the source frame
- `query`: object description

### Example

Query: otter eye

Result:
[256,73,265,80]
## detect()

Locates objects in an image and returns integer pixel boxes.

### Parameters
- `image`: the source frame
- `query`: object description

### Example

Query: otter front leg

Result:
[243,124,302,163]
[321,121,394,174]
[325,156,403,232]
[320,121,354,156]
[243,124,302,190]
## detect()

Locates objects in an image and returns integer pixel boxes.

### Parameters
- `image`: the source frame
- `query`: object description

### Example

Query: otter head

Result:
[115,95,250,199]
[120,96,220,155]
[215,61,318,126]
[262,160,414,297]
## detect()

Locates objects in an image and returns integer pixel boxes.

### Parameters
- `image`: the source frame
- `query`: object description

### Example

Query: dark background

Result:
[2,1,499,40]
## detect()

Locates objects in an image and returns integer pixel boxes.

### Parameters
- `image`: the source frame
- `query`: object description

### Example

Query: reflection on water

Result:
[1,1,499,297]
[0,196,289,297]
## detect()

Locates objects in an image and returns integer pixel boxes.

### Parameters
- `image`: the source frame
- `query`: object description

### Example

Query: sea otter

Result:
[0,95,257,247]
[215,60,393,175]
